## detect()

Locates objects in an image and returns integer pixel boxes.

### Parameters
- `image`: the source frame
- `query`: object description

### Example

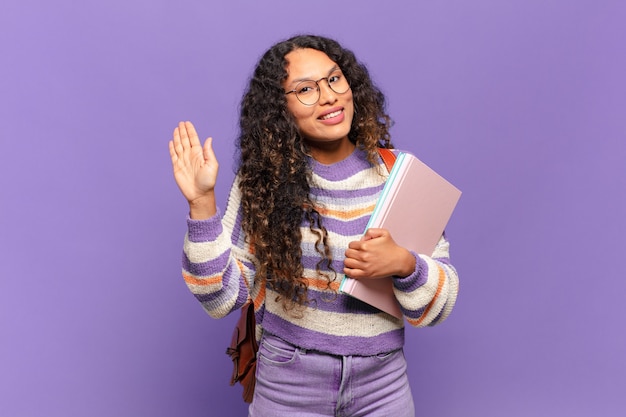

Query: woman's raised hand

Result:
[169,121,219,219]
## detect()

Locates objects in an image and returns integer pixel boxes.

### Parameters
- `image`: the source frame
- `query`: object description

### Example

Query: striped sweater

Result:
[181,148,459,356]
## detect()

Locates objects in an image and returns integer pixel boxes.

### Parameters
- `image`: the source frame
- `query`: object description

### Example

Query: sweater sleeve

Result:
[181,177,259,318]
[392,234,459,327]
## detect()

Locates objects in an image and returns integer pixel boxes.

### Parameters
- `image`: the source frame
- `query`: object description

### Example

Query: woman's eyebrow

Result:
[288,66,340,86]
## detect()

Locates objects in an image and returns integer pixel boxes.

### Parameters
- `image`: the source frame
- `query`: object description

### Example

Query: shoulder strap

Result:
[377,147,397,173]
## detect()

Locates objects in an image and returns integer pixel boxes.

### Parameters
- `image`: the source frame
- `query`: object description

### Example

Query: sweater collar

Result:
[307,147,370,180]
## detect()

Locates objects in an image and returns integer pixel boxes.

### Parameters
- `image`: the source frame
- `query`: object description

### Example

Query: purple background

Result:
[1,1,625,416]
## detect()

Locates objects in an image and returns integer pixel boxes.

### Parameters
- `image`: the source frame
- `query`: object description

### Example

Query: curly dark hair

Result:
[236,34,393,313]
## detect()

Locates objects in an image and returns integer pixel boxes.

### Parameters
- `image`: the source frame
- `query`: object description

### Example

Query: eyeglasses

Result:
[285,70,350,106]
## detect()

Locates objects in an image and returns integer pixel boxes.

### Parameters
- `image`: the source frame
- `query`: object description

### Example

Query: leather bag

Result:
[226,301,258,403]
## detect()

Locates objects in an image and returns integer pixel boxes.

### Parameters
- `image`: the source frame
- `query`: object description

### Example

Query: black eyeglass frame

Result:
[284,70,350,106]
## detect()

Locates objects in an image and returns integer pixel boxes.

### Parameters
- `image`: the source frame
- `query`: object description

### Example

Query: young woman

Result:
[169,35,459,417]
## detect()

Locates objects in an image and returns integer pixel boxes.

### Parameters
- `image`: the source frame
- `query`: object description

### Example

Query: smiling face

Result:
[283,48,355,159]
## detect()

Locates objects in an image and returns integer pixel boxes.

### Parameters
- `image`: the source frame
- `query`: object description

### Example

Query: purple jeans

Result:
[248,332,415,417]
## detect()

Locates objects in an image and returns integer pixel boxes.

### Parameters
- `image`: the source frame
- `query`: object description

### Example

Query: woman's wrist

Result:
[188,193,217,220]
[395,248,416,278]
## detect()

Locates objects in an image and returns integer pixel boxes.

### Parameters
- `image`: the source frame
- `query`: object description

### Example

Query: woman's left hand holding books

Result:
[343,228,416,280]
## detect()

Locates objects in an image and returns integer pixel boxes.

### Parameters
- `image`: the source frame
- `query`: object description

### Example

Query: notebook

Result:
[339,152,462,318]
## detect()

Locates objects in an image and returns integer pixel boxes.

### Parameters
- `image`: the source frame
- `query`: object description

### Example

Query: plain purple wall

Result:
[1,1,625,416]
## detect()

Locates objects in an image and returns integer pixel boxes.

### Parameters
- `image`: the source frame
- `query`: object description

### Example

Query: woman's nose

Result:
[317,81,337,105]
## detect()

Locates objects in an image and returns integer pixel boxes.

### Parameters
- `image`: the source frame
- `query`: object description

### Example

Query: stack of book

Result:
[339,152,462,318]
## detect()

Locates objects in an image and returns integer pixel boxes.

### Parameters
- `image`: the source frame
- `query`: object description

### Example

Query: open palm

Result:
[168,121,219,204]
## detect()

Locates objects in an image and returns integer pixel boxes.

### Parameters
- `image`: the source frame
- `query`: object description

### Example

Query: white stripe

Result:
[183,231,230,264]
[265,289,403,337]
[394,257,444,310]
[300,228,361,259]
[310,165,386,190]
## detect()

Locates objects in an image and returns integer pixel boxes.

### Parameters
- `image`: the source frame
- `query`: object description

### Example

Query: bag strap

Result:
[377,147,396,173]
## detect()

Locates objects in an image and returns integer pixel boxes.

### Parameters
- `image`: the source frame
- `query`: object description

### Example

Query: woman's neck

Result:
[306,138,356,165]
